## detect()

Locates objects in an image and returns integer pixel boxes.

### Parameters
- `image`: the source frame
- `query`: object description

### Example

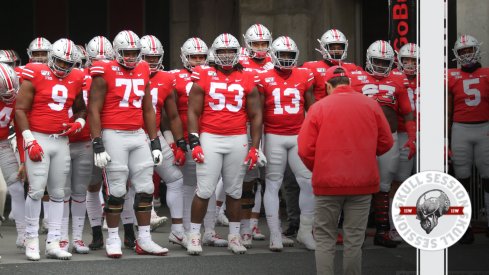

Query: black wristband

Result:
[150,137,162,151]
[176,138,188,152]
[188,134,200,150]
[92,137,105,154]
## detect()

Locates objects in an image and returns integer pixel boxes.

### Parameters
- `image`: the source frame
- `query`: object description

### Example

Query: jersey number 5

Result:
[209,82,244,112]
[117,78,145,108]
[462,78,481,106]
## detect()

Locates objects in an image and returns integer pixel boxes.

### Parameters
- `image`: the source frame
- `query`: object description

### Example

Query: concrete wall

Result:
[169,0,363,69]
[456,0,489,66]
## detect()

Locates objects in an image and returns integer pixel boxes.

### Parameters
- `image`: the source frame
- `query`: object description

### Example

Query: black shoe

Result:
[124,223,136,249]
[283,225,299,238]
[89,226,104,250]
[373,232,398,248]
[458,227,474,244]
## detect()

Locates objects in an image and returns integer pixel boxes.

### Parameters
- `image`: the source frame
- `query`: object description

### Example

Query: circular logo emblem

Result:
[392,171,472,250]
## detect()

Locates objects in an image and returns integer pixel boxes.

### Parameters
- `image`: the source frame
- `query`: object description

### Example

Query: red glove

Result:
[22,130,44,162]
[192,145,205,163]
[403,120,417,160]
[60,118,85,136]
[244,146,258,171]
[26,140,44,162]
[174,147,186,166]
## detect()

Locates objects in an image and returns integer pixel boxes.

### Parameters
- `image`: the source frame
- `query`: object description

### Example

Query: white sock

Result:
[182,184,195,232]
[25,196,42,238]
[71,194,86,240]
[229,222,240,235]
[47,200,64,242]
[264,180,282,235]
[252,183,262,213]
[86,191,102,227]
[166,178,184,219]
[171,223,184,233]
[203,193,216,232]
[8,181,26,233]
[42,200,50,221]
[215,205,221,220]
[250,218,259,230]
[190,223,201,234]
[296,177,315,217]
[99,189,104,211]
[240,219,251,235]
[108,227,119,239]
[60,196,70,240]
[138,225,151,240]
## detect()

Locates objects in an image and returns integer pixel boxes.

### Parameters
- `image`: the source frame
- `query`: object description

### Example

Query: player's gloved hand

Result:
[22,130,44,162]
[403,120,417,160]
[189,133,204,163]
[174,138,187,166]
[151,137,163,166]
[93,137,111,168]
[60,118,85,136]
[257,148,267,168]
[244,146,259,171]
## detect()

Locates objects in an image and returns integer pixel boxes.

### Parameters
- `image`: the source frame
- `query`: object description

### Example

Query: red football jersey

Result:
[21,63,85,134]
[0,100,15,140]
[15,66,24,84]
[171,68,194,141]
[90,60,150,131]
[258,67,314,135]
[149,70,176,129]
[69,68,92,142]
[239,55,274,71]
[191,65,258,135]
[302,60,361,101]
[358,70,412,116]
[448,67,489,122]
[392,69,418,132]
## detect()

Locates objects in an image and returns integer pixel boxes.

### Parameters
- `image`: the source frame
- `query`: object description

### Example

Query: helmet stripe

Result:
[65,40,72,59]
[194,38,201,52]
[149,35,157,52]
[223,33,229,46]
[256,24,263,39]
[99,36,104,56]
[284,36,291,50]
[381,41,385,57]
[332,29,339,41]
[37,37,41,49]
[410,43,414,55]
[0,64,14,90]
[4,50,11,59]
[126,31,135,47]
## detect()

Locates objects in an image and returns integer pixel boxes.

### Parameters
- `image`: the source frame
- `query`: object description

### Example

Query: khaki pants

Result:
[315,194,372,275]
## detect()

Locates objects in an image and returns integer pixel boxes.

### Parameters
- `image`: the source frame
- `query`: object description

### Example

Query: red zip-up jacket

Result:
[298,85,393,196]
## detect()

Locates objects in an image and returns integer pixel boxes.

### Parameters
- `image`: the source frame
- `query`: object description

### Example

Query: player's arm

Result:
[15,79,44,161]
[72,91,87,119]
[398,88,416,159]
[304,85,315,111]
[143,84,158,140]
[164,89,187,165]
[187,82,205,163]
[247,87,263,149]
[88,76,107,139]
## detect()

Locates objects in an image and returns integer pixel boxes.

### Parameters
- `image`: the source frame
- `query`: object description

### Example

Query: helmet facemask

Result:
[117,49,141,69]
[48,55,76,78]
[30,51,49,63]
[182,54,207,70]
[214,48,239,70]
[454,45,481,66]
[367,56,394,77]
[248,40,271,59]
[143,54,163,72]
[273,51,298,70]
[400,57,417,75]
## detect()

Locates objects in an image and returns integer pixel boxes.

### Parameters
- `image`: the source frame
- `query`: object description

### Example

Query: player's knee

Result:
[196,188,213,200]
[161,168,183,185]
[241,180,256,209]
[266,173,284,183]
[166,178,183,192]
[134,192,153,212]
[104,195,125,213]
[379,181,391,193]
[71,194,86,203]
[48,187,65,201]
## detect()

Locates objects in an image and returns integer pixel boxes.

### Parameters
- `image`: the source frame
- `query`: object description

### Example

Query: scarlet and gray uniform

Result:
[191,65,259,200]
[21,63,85,201]
[358,70,412,192]
[394,68,418,182]
[448,67,489,179]
[257,67,315,234]
[90,60,154,198]
[149,70,183,219]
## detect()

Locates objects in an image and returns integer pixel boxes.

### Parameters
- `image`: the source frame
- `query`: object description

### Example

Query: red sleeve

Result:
[21,63,37,81]
[14,123,25,163]
[90,61,106,76]
[191,66,203,81]
[374,104,394,155]
[248,70,259,93]
[397,83,413,115]
[298,104,319,171]
[304,69,314,90]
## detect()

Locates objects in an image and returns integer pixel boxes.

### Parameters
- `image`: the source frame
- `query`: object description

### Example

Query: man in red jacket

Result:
[298,66,393,275]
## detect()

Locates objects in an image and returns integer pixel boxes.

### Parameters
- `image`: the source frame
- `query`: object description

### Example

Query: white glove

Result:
[94,152,111,168]
[152,150,163,166]
[257,149,267,167]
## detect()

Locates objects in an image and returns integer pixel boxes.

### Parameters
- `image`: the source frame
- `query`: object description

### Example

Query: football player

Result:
[448,34,489,243]
[174,37,228,247]
[186,33,262,255]
[140,34,187,246]
[27,37,52,64]
[359,40,416,248]
[258,36,316,251]
[16,38,86,260]
[88,30,167,258]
